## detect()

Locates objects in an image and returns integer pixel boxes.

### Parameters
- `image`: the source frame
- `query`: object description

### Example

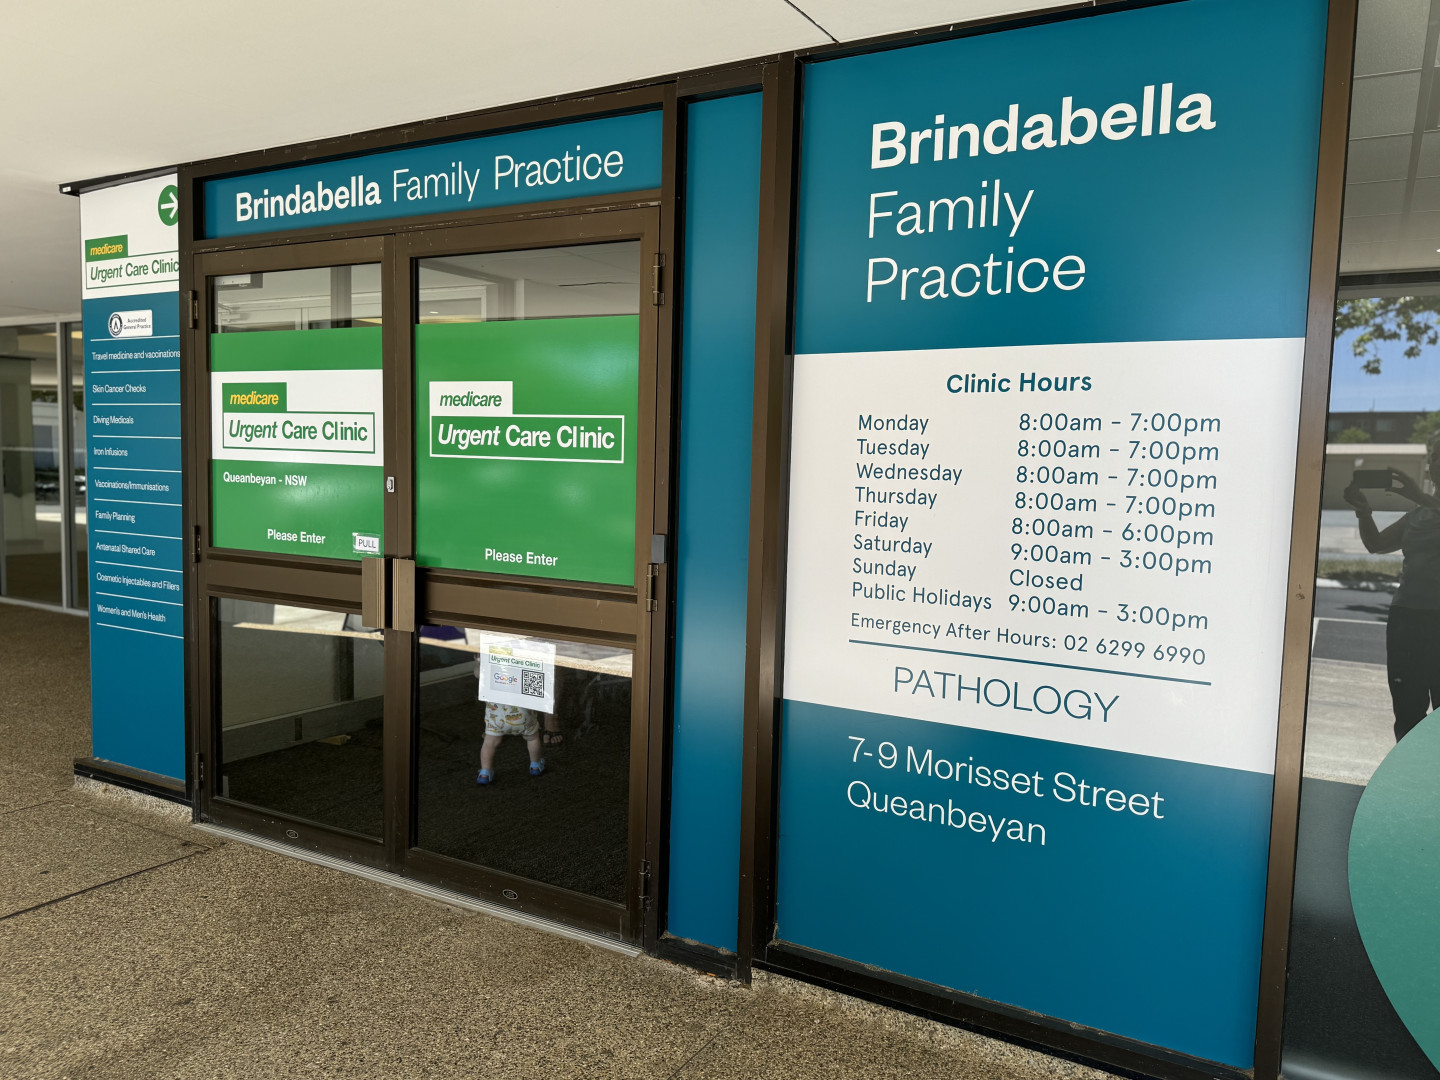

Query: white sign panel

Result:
[783,337,1304,775]
[474,633,556,714]
[209,369,384,467]
[81,174,180,300]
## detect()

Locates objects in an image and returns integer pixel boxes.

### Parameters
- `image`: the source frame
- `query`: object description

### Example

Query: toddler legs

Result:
[480,734,503,771]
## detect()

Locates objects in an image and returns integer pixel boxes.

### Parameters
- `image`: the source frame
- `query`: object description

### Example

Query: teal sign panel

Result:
[779,0,1329,1067]
[203,111,662,237]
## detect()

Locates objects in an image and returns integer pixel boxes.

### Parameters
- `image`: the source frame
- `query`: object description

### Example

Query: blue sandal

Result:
[476,768,495,786]
[529,759,546,777]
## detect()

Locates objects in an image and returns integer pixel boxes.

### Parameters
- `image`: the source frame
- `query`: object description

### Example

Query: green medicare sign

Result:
[415,317,639,584]
[210,328,384,559]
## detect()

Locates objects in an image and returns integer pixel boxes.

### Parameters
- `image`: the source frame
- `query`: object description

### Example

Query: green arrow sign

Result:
[157,185,179,227]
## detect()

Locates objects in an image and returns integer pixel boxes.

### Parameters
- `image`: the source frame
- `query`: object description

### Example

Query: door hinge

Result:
[643,534,665,612]
[187,290,199,330]
[651,253,665,306]
[638,859,652,907]
[192,524,202,563]
[644,535,666,612]
[195,754,204,790]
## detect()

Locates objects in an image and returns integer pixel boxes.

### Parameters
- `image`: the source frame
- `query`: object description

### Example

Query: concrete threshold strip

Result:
[193,822,641,958]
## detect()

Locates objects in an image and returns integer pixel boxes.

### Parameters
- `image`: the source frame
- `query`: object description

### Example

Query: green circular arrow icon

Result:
[157,184,179,227]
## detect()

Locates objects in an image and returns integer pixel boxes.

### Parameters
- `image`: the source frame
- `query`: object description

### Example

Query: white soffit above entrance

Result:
[0,0,1059,319]
[798,0,1062,38]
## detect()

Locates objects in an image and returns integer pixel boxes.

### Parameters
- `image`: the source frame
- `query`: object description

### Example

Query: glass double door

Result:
[191,210,665,943]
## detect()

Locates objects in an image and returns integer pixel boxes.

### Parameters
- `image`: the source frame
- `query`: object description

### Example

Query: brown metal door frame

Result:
[188,234,389,867]
[171,70,684,951]
[187,211,672,942]
[391,207,667,944]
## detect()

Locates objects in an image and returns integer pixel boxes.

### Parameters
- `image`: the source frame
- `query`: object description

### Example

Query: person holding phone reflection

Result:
[1344,431,1440,741]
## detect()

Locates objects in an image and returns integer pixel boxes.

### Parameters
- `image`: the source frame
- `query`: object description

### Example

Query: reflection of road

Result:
[1306,584,1395,785]
[1314,585,1391,622]
[1312,586,1390,665]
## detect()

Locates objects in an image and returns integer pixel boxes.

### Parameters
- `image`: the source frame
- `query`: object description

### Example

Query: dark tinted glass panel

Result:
[412,241,641,585]
[217,600,384,837]
[417,242,640,323]
[413,626,631,903]
[68,325,85,608]
[214,265,381,332]
[1283,4,1440,1077]
[208,263,385,562]
[0,324,62,605]
[1340,0,1440,276]
[1285,284,1440,1080]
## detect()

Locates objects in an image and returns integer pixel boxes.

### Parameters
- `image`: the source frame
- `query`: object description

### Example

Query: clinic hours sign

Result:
[777,0,1327,1067]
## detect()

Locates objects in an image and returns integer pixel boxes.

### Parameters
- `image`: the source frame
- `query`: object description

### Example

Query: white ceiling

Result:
[0,0,1054,321]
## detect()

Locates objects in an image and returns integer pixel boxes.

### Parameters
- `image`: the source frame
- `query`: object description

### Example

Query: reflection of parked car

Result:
[33,469,60,502]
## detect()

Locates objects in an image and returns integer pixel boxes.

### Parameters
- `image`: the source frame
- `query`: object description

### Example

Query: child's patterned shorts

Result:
[484,702,540,737]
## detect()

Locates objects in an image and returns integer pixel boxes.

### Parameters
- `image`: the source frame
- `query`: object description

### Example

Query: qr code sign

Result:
[521,669,546,698]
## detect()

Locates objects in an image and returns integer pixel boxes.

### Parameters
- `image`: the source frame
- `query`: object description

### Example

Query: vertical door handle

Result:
[361,557,416,631]
[361,556,389,630]
[392,559,416,633]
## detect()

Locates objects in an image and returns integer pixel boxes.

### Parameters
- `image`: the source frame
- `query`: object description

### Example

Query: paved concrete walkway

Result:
[0,602,1105,1080]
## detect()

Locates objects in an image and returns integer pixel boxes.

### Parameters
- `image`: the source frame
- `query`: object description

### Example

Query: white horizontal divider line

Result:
[93,622,183,640]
